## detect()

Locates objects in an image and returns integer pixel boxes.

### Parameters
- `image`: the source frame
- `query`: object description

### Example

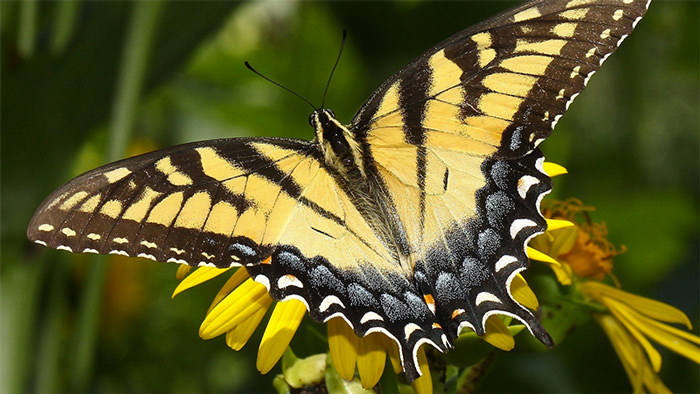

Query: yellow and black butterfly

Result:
[28,0,650,382]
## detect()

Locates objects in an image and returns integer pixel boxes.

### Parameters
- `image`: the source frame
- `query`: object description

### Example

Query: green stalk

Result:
[18,0,37,58]
[70,2,164,390]
[50,0,80,55]
[35,260,70,393]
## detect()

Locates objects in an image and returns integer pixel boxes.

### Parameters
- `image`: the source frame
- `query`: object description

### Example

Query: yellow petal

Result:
[581,282,692,329]
[207,267,250,314]
[645,315,700,347]
[640,359,672,394]
[595,314,642,372]
[411,346,433,394]
[547,226,578,262]
[542,162,567,177]
[595,314,672,394]
[607,298,700,365]
[357,332,386,389]
[386,338,403,375]
[603,297,663,372]
[510,274,539,310]
[545,218,575,232]
[328,317,358,381]
[175,264,191,280]
[526,246,561,267]
[482,315,515,351]
[257,299,307,374]
[225,298,271,350]
[199,278,271,339]
[172,266,229,298]
[550,263,573,286]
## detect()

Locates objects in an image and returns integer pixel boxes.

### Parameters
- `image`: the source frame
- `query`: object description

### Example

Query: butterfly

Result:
[27,0,650,382]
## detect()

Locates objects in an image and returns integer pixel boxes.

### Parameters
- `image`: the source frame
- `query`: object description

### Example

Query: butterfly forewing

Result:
[28,138,389,268]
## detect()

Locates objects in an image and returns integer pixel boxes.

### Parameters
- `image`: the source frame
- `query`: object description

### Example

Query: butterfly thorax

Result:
[311,108,415,273]
[311,109,365,179]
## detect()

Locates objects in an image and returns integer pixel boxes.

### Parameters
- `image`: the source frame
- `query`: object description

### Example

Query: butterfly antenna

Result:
[321,30,347,109]
[244,61,317,111]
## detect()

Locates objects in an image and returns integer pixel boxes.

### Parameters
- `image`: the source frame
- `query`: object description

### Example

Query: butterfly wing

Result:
[349,0,651,362]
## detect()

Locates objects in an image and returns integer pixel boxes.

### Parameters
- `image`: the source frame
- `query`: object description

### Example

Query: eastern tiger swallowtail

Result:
[27,0,650,382]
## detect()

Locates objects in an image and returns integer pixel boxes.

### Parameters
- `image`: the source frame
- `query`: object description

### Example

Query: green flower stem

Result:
[35,260,70,393]
[107,0,164,162]
[50,0,79,55]
[18,0,37,58]
[455,352,498,394]
[70,2,164,390]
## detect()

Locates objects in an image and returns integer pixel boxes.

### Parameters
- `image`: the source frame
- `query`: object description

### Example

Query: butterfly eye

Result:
[308,113,315,127]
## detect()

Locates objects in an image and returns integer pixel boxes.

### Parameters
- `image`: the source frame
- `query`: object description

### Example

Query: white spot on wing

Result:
[83,248,99,254]
[495,255,519,273]
[61,227,76,237]
[57,245,73,252]
[137,253,156,261]
[170,247,185,255]
[35,240,48,246]
[38,224,54,232]
[87,233,101,241]
[254,275,271,290]
[167,257,189,265]
[613,9,624,21]
[277,274,304,289]
[556,88,566,101]
[457,320,475,337]
[319,295,345,312]
[475,292,501,306]
[280,294,310,311]
[535,156,546,175]
[569,65,581,79]
[565,92,580,110]
[360,311,384,324]
[517,175,540,199]
[510,218,538,239]
[404,323,422,341]
[109,250,129,256]
[586,47,597,58]
[140,240,157,249]
[113,237,128,244]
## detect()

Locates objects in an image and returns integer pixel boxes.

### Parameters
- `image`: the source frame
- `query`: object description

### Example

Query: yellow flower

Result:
[529,198,625,285]
[529,197,700,393]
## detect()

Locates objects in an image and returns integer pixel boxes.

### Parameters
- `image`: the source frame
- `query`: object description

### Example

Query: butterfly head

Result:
[311,108,363,175]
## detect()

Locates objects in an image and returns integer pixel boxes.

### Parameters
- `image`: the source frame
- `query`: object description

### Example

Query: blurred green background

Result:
[2,1,698,392]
